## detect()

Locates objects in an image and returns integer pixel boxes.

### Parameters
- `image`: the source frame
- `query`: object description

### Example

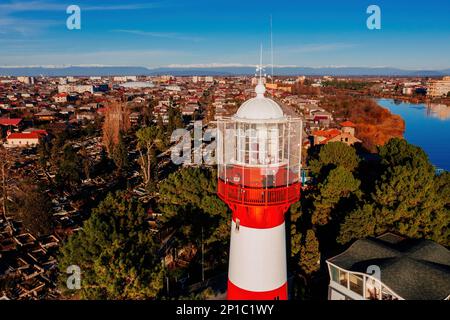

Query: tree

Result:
[37,138,52,169]
[0,146,13,233]
[299,230,320,275]
[158,168,228,220]
[55,144,82,189]
[311,166,361,226]
[136,126,164,189]
[167,101,183,135]
[14,183,53,237]
[102,101,131,155]
[158,168,229,268]
[337,203,377,244]
[143,100,157,126]
[58,192,163,299]
[289,202,303,257]
[111,132,129,173]
[309,142,359,179]
[79,145,92,180]
[338,138,450,246]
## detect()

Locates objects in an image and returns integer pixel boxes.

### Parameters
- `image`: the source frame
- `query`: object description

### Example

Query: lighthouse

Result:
[217,76,302,300]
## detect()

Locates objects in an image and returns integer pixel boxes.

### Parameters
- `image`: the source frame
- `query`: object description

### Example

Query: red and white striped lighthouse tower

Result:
[217,75,302,300]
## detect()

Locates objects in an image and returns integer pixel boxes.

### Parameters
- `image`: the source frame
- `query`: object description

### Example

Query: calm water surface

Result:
[377,99,450,171]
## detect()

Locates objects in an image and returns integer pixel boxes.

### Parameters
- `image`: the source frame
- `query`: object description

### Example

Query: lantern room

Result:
[217,80,302,208]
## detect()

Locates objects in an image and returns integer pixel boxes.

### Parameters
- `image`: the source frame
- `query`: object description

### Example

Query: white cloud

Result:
[0,1,163,12]
[112,29,203,42]
[0,17,59,35]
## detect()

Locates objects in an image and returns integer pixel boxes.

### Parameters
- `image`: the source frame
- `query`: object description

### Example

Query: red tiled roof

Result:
[312,128,341,139]
[0,118,22,126]
[312,129,342,145]
[340,121,356,127]
[27,129,48,135]
[7,132,41,140]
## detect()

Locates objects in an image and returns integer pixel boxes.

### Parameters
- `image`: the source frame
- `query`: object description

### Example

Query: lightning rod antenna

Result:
[270,15,274,96]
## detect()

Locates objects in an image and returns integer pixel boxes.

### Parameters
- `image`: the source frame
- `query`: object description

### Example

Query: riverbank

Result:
[370,93,450,107]
[319,94,405,152]
[353,108,405,152]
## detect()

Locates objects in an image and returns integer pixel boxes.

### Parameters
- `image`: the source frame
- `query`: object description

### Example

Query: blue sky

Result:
[0,0,449,69]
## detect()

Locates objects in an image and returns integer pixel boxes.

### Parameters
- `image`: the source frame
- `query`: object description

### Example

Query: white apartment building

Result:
[427,76,450,97]
[16,76,35,84]
[58,84,94,94]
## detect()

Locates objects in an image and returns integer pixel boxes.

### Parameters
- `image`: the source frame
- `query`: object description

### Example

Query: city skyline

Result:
[0,0,449,69]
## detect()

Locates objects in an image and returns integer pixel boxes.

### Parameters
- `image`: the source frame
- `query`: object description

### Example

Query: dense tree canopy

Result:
[58,192,163,299]
[311,166,361,226]
[55,144,82,189]
[299,230,321,275]
[14,182,53,237]
[309,142,359,179]
[158,167,229,268]
[338,138,450,246]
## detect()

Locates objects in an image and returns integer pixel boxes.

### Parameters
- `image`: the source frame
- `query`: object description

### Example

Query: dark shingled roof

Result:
[327,233,450,300]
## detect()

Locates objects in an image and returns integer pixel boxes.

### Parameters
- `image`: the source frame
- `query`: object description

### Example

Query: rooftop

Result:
[327,234,450,300]
[0,118,22,126]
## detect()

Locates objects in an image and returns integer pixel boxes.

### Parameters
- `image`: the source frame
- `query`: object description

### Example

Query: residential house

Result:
[326,233,450,300]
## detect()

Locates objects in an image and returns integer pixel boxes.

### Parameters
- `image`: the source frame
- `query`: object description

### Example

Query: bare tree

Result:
[102,101,131,154]
[136,126,163,188]
[0,146,13,234]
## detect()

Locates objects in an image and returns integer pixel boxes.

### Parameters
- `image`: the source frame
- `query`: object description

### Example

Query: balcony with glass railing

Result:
[327,262,401,300]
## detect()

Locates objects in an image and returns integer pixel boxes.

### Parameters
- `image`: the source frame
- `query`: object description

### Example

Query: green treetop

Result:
[58,192,163,299]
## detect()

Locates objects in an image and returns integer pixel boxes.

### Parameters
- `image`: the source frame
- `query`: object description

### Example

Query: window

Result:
[349,274,363,296]
[339,270,348,287]
[330,265,339,283]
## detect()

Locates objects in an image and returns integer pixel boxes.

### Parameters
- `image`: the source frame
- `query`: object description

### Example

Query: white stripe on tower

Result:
[228,221,287,292]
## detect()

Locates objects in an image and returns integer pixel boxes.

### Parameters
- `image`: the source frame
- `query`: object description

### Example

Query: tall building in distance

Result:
[16,76,35,85]
[216,78,302,300]
[427,76,450,97]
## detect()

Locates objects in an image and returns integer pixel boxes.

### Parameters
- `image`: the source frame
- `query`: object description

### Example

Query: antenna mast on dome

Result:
[255,44,265,83]
[270,15,274,97]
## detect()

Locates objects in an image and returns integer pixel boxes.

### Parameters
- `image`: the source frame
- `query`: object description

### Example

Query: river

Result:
[377,99,450,171]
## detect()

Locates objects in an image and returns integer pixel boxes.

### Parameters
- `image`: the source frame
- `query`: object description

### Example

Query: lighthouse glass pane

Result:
[249,125,258,165]
[258,126,268,164]
[237,124,246,164]
[287,118,302,185]
[217,118,237,182]
[217,120,225,180]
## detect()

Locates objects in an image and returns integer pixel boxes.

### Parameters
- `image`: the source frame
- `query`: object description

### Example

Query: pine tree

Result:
[338,138,450,246]
[309,142,359,179]
[58,192,163,299]
[111,132,129,173]
[299,230,320,275]
[311,166,361,226]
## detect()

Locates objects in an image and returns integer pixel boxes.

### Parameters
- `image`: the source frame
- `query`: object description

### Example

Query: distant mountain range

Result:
[0,66,449,77]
